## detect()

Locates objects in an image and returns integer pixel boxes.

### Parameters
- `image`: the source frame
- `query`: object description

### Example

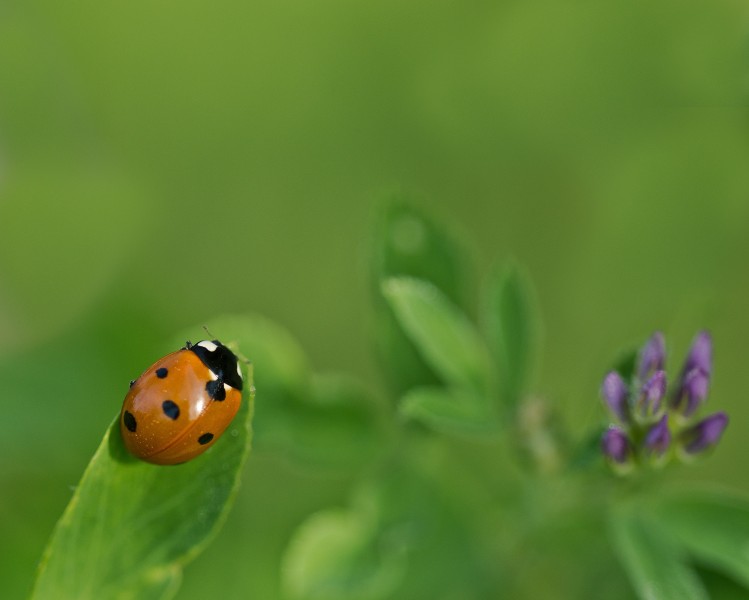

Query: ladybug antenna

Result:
[201,325,218,342]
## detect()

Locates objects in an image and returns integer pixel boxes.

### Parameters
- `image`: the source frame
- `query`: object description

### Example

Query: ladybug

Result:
[120,339,243,465]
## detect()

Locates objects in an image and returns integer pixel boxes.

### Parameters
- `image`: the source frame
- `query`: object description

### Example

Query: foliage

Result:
[276,201,748,600]
[28,201,749,599]
[3,0,747,596]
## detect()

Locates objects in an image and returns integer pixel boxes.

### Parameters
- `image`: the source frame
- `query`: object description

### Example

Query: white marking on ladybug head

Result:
[236,363,242,379]
[224,383,231,392]
[197,340,218,352]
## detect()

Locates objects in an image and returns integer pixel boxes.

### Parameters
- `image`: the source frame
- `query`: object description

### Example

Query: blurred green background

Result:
[2,0,748,597]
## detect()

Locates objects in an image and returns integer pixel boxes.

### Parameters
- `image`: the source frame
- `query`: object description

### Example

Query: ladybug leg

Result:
[184,340,193,350]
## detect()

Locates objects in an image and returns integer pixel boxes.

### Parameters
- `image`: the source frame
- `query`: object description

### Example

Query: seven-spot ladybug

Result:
[120,339,243,465]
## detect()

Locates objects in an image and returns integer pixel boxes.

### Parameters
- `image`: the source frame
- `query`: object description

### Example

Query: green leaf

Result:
[31,317,256,600]
[371,199,468,307]
[282,466,492,600]
[383,277,490,394]
[654,489,749,589]
[483,261,541,411]
[372,310,438,397]
[281,495,406,600]
[371,199,471,395]
[400,387,497,436]
[609,507,708,600]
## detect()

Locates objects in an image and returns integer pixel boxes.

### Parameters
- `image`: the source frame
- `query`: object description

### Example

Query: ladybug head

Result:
[189,340,243,391]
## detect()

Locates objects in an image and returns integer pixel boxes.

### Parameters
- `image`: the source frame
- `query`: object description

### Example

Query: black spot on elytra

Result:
[156,367,168,379]
[162,400,180,420]
[205,379,226,401]
[189,341,243,391]
[198,432,214,445]
[129,380,135,388]
[123,411,137,432]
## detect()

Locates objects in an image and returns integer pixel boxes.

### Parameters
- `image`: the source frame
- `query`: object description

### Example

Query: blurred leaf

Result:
[383,277,490,394]
[372,310,437,397]
[31,318,255,600]
[483,261,541,412]
[119,567,182,600]
[281,492,406,600]
[372,200,468,307]
[371,200,471,396]
[400,387,497,436]
[282,466,493,600]
[609,507,708,600]
[372,465,494,599]
[654,489,749,589]
[697,566,749,600]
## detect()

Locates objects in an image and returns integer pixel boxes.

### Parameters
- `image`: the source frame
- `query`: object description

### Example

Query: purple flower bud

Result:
[602,371,629,423]
[672,332,712,417]
[638,370,666,420]
[644,414,671,456]
[601,427,632,464]
[638,332,666,381]
[681,412,728,454]
[683,331,712,376]
[672,368,709,417]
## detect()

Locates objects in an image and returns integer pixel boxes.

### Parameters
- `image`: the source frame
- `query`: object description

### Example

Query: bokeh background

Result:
[2,0,748,597]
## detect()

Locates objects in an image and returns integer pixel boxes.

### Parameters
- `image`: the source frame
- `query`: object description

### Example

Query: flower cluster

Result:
[601,331,728,473]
